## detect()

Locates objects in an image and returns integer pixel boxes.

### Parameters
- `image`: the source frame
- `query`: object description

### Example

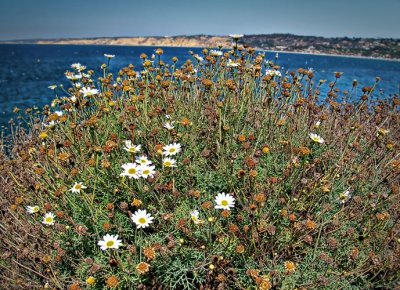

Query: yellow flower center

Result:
[221,200,228,206]
[128,168,137,174]
[33,206,39,212]
[143,170,150,175]
[140,159,146,163]
[45,217,53,223]
[169,148,176,153]
[75,184,82,190]
[106,240,115,247]
[138,217,146,224]
[164,161,171,167]
[129,147,136,152]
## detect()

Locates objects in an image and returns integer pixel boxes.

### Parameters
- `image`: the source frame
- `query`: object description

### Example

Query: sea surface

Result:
[0,44,399,132]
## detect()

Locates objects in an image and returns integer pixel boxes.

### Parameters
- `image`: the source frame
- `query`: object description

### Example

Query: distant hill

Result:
[2,34,399,59]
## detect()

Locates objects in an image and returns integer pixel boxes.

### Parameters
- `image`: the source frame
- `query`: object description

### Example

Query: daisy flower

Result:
[210,50,223,57]
[26,205,40,214]
[123,141,141,153]
[190,210,201,224]
[227,59,240,67]
[104,54,115,59]
[48,85,57,90]
[194,54,204,62]
[71,63,86,71]
[135,155,152,166]
[163,121,175,130]
[42,212,55,225]
[229,34,244,39]
[377,127,390,136]
[131,209,154,229]
[138,164,156,178]
[80,87,99,97]
[97,234,123,250]
[44,120,57,128]
[120,163,141,179]
[337,190,351,204]
[163,157,177,168]
[214,192,235,210]
[309,133,325,144]
[69,182,87,193]
[66,73,82,81]
[162,143,182,156]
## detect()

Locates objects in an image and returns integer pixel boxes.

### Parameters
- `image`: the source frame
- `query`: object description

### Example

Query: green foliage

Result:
[1,45,399,289]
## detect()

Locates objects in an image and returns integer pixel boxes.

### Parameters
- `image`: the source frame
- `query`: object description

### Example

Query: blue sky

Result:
[1,0,399,40]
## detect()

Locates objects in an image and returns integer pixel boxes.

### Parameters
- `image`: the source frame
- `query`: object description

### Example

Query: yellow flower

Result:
[39,132,48,139]
[86,276,96,285]
[262,146,270,154]
[136,262,150,274]
[284,261,296,272]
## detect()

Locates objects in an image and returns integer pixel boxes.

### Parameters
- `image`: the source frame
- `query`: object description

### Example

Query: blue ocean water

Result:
[0,44,399,131]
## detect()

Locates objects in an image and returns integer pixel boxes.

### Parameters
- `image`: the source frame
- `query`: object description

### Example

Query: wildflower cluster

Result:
[1,41,399,290]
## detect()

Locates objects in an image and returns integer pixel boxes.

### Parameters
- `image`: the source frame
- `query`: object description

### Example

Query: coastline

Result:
[1,41,398,62]
[267,49,400,62]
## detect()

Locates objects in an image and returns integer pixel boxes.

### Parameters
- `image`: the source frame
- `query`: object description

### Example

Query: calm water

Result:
[1,44,399,131]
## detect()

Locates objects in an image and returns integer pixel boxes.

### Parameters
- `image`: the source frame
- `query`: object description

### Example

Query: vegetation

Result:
[1,41,399,289]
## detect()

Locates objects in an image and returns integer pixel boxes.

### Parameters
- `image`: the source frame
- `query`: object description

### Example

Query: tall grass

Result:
[0,44,399,289]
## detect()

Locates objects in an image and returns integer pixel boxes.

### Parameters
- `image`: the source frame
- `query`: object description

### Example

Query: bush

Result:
[1,47,399,289]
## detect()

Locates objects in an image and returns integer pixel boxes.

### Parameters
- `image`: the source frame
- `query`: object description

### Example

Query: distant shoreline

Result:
[1,34,399,61]
[1,42,398,63]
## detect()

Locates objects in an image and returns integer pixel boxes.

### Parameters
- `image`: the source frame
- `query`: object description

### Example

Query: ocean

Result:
[0,44,399,132]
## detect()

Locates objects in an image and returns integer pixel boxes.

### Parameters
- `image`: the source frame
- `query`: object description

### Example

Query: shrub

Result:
[1,46,399,289]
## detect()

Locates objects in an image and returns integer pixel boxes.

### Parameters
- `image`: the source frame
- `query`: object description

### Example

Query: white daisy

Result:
[214,192,235,210]
[139,164,156,178]
[104,54,115,59]
[338,190,351,204]
[66,73,82,81]
[48,85,57,90]
[377,127,390,136]
[44,120,57,128]
[135,155,152,166]
[74,82,82,89]
[162,143,182,156]
[42,212,55,225]
[69,182,87,193]
[80,87,99,97]
[123,141,141,153]
[71,63,86,71]
[131,209,154,229]
[227,59,240,67]
[26,205,40,214]
[163,122,175,130]
[309,133,325,144]
[97,234,123,251]
[120,163,141,179]
[190,210,201,224]
[229,34,244,39]
[210,50,223,57]
[163,157,177,168]
[194,54,204,62]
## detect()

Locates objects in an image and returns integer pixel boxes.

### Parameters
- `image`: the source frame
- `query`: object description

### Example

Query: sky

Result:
[0,0,399,41]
